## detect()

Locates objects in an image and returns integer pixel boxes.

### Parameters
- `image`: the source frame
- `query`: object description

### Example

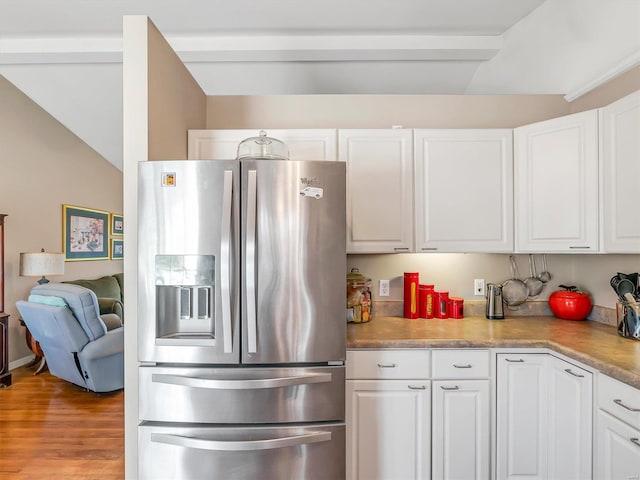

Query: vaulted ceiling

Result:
[1,0,639,170]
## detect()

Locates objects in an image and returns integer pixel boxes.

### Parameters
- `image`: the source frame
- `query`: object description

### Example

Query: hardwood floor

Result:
[0,366,124,479]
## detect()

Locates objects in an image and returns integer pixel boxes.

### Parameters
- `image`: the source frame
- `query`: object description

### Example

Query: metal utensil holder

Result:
[618,300,640,340]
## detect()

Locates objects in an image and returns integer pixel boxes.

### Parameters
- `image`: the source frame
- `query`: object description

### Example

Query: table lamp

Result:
[20,248,65,284]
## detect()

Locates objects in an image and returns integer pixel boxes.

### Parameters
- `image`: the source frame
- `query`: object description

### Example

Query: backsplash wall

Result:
[347,253,640,310]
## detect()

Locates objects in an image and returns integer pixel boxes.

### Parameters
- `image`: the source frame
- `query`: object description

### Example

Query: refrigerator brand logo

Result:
[300,177,318,187]
[161,172,177,187]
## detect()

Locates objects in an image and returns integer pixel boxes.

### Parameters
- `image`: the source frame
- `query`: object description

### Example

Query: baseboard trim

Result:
[9,354,35,371]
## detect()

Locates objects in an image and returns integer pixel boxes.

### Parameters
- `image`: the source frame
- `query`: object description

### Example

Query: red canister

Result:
[424,285,435,318]
[435,291,449,319]
[404,272,419,319]
[449,297,464,319]
[418,284,428,318]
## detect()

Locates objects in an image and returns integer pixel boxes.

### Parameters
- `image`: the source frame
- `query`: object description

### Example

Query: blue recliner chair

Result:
[16,283,124,392]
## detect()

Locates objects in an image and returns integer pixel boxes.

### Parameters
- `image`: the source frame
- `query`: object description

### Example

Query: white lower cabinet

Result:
[432,380,490,480]
[595,373,640,479]
[496,353,592,480]
[346,379,431,480]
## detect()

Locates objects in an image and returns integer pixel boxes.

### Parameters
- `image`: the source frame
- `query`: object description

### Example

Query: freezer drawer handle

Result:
[614,398,640,412]
[151,431,332,452]
[152,372,332,390]
[221,169,234,354]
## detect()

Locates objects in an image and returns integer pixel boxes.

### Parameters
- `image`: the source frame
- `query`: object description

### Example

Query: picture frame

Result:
[111,238,124,260]
[62,205,110,261]
[110,213,124,236]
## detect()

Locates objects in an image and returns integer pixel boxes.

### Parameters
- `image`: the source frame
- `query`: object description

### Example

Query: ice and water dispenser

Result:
[155,254,215,344]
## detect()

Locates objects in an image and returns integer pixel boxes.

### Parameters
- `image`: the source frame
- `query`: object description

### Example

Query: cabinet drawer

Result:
[598,373,640,431]
[346,349,430,379]
[432,349,489,379]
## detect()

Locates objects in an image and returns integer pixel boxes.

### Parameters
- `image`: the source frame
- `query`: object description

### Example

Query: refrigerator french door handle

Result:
[220,169,233,353]
[150,430,332,452]
[152,372,332,389]
[246,169,258,353]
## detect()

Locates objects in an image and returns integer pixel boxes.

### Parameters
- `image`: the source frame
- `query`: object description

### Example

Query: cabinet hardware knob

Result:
[505,358,524,363]
[440,385,460,391]
[614,398,640,412]
[377,363,397,368]
[564,368,584,378]
[408,385,426,390]
[453,364,472,369]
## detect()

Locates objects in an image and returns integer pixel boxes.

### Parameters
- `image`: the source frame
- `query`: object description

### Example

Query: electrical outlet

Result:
[379,279,390,297]
[474,278,486,296]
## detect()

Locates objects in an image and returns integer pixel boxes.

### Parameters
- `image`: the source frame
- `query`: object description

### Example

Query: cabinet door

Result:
[432,380,490,480]
[414,129,513,252]
[188,129,338,161]
[601,90,640,253]
[547,357,593,480]
[346,379,430,480]
[339,129,414,253]
[496,354,548,480]
[596,409,640,480]
[514,110,599,252]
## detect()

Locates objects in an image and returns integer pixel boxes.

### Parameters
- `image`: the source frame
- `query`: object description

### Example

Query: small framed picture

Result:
[111,213,124,236]
[63,205,110,261]
[111,238,124,260]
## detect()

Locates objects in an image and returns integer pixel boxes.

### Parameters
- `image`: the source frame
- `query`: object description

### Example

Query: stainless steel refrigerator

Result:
[137,159,346,479]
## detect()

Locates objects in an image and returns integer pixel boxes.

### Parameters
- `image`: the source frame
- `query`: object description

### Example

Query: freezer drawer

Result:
[139,423,345,480]
[139,365,345,423]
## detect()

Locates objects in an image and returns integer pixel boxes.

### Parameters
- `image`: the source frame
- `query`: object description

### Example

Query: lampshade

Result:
[20,250,65,284]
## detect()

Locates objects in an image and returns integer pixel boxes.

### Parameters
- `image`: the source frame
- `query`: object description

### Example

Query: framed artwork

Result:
[110,213,124,236]
[62,205,110,261]
[111,238,124,260]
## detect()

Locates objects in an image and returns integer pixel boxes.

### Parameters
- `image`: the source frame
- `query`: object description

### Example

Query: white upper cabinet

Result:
[600,90,640,253]
[514,110,599,253]
[187,129,338,161]
[339,129,414,254]
[414,129,513,252]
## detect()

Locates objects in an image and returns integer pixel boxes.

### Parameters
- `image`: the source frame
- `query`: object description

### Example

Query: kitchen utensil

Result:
[537,254,551,283]
[524,254,544,298]
[502,256,528,309]
[548,285,592,320]
[485,283,505,320]
[618,294,640,340]
[611,273,639,301]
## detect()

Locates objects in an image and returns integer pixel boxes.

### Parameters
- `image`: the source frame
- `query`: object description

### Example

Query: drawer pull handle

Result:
[393,247,410,252]
[505,358,524,363]
[564,368,584,378]
[453,364,472,369]
[569,246,590,249]
[408,385,426,390]
[614,398,640,412]
[377,363,397,368]
[631,438,640,448]
[440,385,460,391]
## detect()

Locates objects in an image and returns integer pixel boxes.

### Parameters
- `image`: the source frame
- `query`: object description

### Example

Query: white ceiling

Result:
[1,0,639,170]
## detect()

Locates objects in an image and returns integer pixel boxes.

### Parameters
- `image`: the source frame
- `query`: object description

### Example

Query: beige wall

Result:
[206,94,571,129]
[0,74,123,365]
[148,21,207,160]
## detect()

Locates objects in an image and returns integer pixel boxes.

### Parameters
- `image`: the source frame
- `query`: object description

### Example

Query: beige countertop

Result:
[347,316,640,389]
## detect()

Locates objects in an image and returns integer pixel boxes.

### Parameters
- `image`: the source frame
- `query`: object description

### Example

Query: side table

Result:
[19,318,47,375]
[1,312,12,386]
